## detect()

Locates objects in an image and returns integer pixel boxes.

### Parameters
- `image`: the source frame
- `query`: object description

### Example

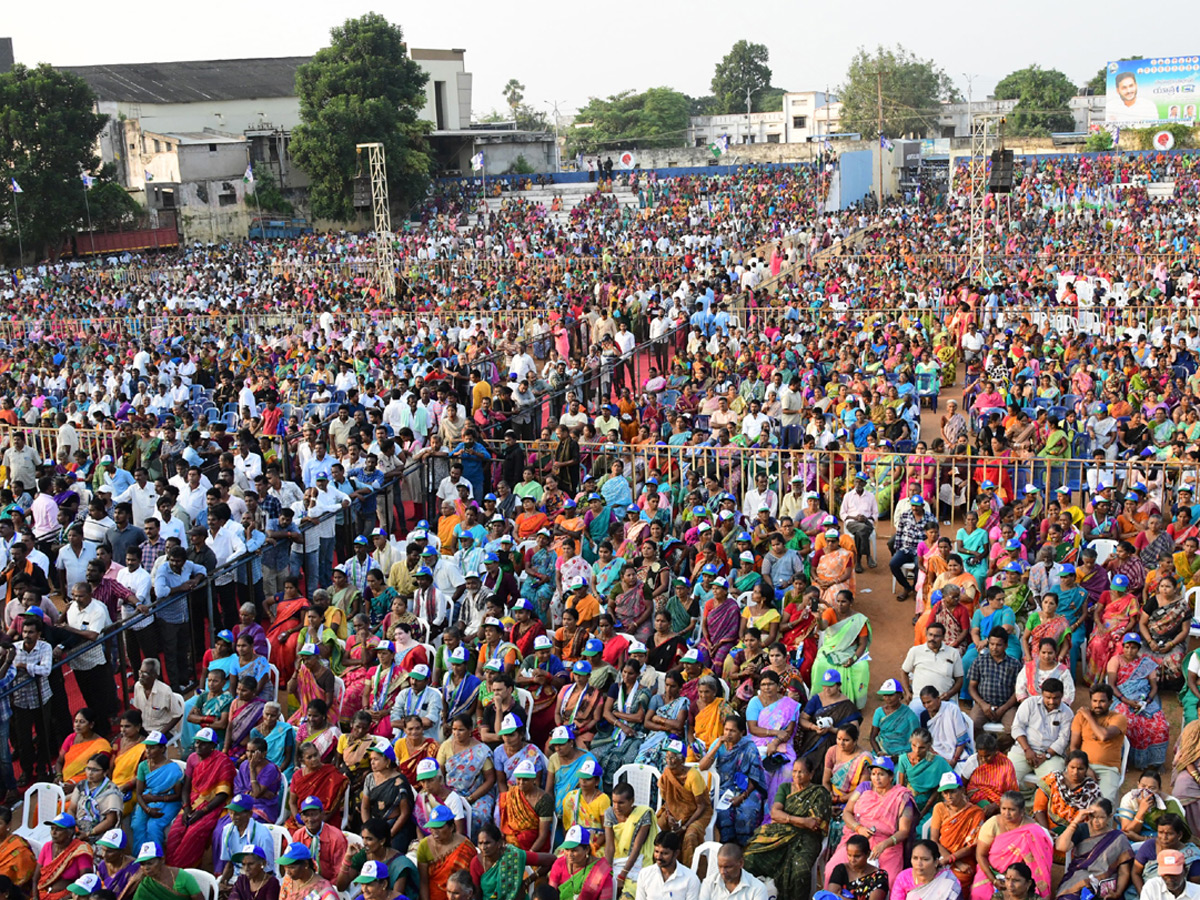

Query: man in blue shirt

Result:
[153,547,207,688]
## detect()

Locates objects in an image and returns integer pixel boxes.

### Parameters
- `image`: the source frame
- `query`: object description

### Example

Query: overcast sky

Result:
[8,0,1170,118]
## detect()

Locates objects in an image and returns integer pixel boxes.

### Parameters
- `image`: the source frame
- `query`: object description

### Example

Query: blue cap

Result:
[737,531,753,542]
[870,755,895,773]
[701,563,719,575]
[981,480,996,490]
[47,813,76,829]
[821,669,841,685]
[627,504,641,513]
[583,638,604,656]
[415,565,434,577]
[277,843,314,865]
[485,493,497,501]
[1004,561,1023,574]
[1111,574,1130,590]
[216,629,235,643]
[512,597,535,612]
[1123,633,1143,644]
[929,589,943,604]
[299,795,324,812]
[1059,563,1076,576]
[1005,537,1021,550]
[353,535,368,545]
[692,505,707,516]
[484,552,499,563]
[427,804,456,827]
[572,660,592,675]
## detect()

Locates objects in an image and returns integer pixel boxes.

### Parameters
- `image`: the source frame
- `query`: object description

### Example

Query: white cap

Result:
[410,664,430,680]
[533,635,553,650]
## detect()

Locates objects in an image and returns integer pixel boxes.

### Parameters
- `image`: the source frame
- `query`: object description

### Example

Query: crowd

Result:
[0,152,1197,900]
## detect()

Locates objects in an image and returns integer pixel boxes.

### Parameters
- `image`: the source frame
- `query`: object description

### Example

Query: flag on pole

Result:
[708,134,729,158]
[9,179,21,194]
[144,170,154,183]
[880,135,894,151]
[470,152,484,172]
[243,163,254,184]
[81,173,94,189]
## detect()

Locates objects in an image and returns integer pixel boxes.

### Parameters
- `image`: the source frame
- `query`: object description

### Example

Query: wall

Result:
[477,139,556,174]
[416,57,470,130]
[117,97,302,135]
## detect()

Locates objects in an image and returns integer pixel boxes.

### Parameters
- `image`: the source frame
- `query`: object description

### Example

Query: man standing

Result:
[840,473,879,573]
[1009,679,1071,801]
[63,581,117,729]
[117,547,157,671]
[12,615,52,781]
[153,547,207,689]
[2,432,39,493]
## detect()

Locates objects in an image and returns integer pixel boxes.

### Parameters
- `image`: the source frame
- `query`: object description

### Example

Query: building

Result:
[689,91,842,147]
[934,95,1107,138]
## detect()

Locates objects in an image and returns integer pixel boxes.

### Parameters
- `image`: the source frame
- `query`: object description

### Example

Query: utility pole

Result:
[545,100,564,172]
[746,85,754,145]
[876,69,884,206]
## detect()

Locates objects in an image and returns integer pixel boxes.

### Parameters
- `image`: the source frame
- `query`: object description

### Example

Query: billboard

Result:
[1105,57,1200,124]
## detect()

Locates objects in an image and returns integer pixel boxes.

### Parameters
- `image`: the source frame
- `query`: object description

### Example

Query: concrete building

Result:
[689,91,843,146]
[934,95,1106,138]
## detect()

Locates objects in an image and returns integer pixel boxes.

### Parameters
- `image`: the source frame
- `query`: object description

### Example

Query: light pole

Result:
[745,85,754,144]
[544,100,565,172]
[962,72,978,134]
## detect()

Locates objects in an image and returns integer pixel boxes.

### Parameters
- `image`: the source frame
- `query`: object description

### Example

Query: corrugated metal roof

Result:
[62,57,310,103]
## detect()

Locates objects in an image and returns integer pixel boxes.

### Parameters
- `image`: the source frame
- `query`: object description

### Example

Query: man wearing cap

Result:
[1140,849,1200,900]
[889,496,929,601]
[840,473,879,573]
[277,842,339,900]
[391,664,443,741]
[165,726,236,866]
[1009,678,1072,800]
[288,795,348,881]
[215,793,276,888]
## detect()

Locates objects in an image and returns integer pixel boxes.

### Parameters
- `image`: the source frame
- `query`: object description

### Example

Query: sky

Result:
[6,0,1171,119]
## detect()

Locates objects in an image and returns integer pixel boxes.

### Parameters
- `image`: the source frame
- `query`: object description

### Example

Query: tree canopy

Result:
[0,63,108,259]
[290,13,433,221]
[839,44,959,139]
[710,41,777,115]
[567,87,690,154]
[994,65,1076,135]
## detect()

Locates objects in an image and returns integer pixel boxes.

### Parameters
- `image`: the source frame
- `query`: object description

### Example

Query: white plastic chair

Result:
[1187,585,1200,637]
[704,771,721,842]
[275,772,291,825]
[1089,539,1118,566]
[13,782,64,845]
[614,764,661,810]
[333,676,346,712]
[265,823,291,866]
[692,840,723,882]
[164,693,186,748]
[184,869,219,900]
[268,664,280,702]
[172,759,188,774]
[1116,738,1130,799]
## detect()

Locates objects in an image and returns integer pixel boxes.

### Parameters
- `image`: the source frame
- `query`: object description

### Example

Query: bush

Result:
[1125,124,1197,151]
[1085,130,1114,152]
[504,155,537,175]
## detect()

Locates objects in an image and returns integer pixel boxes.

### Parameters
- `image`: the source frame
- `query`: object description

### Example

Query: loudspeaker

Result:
[352,174,372,209]
[988,149,1014,193]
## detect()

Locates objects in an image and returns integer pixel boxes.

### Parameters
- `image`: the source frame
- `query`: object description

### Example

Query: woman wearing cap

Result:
[339,614,380,721]
[929,775,985,890]
[125,843,203,900]
[131,733,183,848]
[94,830,137,898]
[972,791,1053,900]
[359,742,415,853]
[417,802,477,900]
[499,754,553,851]
[1107,634,1169,769]
[1055,799,1133,900]
[827,756,914,887]
[32,815,93,900]
[57,709,112,793]
[548,824,612,900]
[228,843,279,900]
[656,738,711,866]
[65,753,121,842]
[813,529,856,608]
[181,668,233,754]
[437,715,496,840]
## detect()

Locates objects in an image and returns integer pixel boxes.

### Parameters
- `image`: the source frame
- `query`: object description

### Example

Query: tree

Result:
[710,40,775,115]
[0,63,107,259]
[1086,56,1142,94]
[503,79,525,114]
[245,165,294,216]
[839,45,960,139]
[994,65,1076,135]
[86,180,143,231]
[514,104,550,132]
[290,13,433,222]
[567,87,690,155]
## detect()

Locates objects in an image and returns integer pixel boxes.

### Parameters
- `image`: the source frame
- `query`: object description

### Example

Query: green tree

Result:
[86,179,143,231]
[246,165,294,215]
[994,65,1076,135]
[290,13,433,222]
[1085,130,1114,151]
[0,63,107,259]
[514,103,550,132]
[839,44,959,139]
[567,87,690,154]
[711,40,775,114]
[503,79,525,114]
[1087,56,1143,94]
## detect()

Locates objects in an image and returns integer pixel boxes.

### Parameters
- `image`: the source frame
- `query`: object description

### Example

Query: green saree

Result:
[744,782,832,900]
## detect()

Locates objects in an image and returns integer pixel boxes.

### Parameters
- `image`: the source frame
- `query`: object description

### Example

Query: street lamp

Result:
[544,100,565,172]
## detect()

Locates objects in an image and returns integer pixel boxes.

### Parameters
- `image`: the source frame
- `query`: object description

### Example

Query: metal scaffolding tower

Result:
[356,142,396,298]
[965,114,1004,277]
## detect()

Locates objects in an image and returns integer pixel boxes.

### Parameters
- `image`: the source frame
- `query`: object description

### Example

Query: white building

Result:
[933,95,1106,137]
[689,91,842,146]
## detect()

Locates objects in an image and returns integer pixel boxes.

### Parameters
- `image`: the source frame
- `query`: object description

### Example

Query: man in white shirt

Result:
[699,843,767,900]
[63,580,117,728]
[114,467,159,528]
[305,474,350,589]
[740,473,777,522]
[508,343,537,383]
[389,664,443,740]
[840,472,879,573]
[1008,679,1072,801]
[1139,849,1200,900]
[961,323,985,364]
[900,622,964,713]
[635,831,700,900]
[739,399,770,441]
[436,465,473,504]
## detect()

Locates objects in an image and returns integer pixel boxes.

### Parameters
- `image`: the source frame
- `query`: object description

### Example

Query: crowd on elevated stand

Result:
[2,153,1200,900]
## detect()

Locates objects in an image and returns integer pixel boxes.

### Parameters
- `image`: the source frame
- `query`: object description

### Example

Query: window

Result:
[209,143,218,153]
[161,189,175,209]
[218,192,237,207]
[767,133,780,143]
[695,138,706,147]
[153,139,160,153]
[793,116,807,129]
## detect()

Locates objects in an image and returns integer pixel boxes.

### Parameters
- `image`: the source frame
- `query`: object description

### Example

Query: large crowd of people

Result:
[0,151,1197,900]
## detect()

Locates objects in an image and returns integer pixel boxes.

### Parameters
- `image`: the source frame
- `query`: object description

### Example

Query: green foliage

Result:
[993,65,1076,135]
[290,13,433,222]
[839,45,959,139]
[710,41,774,115]
[1085,130,1114,151]
[757,88,787,113]
[504,155,536,175]
[503,79,525,113]
[0,63,107,259]
[246,165,294,215]
[514,104,550,132]
[567,87,690,154]
[1125,124,1198,150]
[1087,56,1142,95]
[85,181,142,230]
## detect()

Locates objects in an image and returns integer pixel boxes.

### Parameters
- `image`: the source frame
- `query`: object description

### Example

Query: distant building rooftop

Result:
[62,57,309,103]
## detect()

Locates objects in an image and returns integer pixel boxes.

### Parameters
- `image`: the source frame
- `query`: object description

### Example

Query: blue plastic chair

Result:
[223,411,238,430]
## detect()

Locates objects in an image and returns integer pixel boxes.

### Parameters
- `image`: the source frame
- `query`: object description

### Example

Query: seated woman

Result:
[1033,750,1103,836]
[797,669,864,769]
[970,791,1053,900]
[249,702,296,780]
[290,743,348,822]
[65,753,122,842]
[590,659,651,777]
[56,708,112,793]
[655,741,711,867]
[870,679,920,757]
[230,633,273,703]
[633,668,689,770]
[698,714,767,845]
[1129,812,1200,895]
[745,670,799,821]
[1108,634,1169,770]
[335,816,418,896]
[498,759,553,851]
[1117,768,1186,840]
[223,676,267,762]
[964,733,1019,812]
[897,729,953,832]
[110,712,148,817]
[180,668,233,754]
[812,592,871,709]
[930,774,986,890]
[891,839,963,900]
[825,834,888,900]
[32,815,93,900]
[232,737,283,823]
[131,733,184,848]
[1054,799,1133,900]
[288,645,338,731]
[547,825,612,900]
[827,756,915,887]
[744,755,831,900]
[296,699,341,764]
[824,724,872,848]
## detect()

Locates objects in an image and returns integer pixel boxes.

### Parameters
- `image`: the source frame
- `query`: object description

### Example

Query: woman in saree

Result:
[554,660,606,747]
[1023,593,1071,662]
[340,614,379,721]
[930,555,981,616]
[823,724,872,847]
[292,742,348,820]
[394,714,440,786]
[1087,575,1141,683]
[288,643,338,729]
[335,711,376,830]
[521,530,558,611]
[960,588,1019,700]
[437,714,496,840]
[930,777,986,890]
[814,528,857,606]
[1108,636,1169,769]
[473,822,553,900]
[698,714,768,845]
[336,815,418,894]
[871,680,921,757]
[249,701,296,780]
[230,633,273,703]
[744,755,830,900]
[592,541,626,603]
[416,808,479,900]
[230,736,282,824]
[746,670,800,823]
[915,587,972,653]
[797,667,864,768]
[56,708,112,791]
[362,641,408,739]
[812,592,872,709]
[896,729,954,832]
[1054,800,1134,900]
[264,577,309,683]
[1034,751,1104,836]
[94,830,138,899]
[828,757,915,888]
[651,742,710,867]
[110,711,148,815]
[798,495,827,539]
[904,444,938,505]
[548,824,613,900]
[634,668,690,769]
[603,779,657,899]
[65,752,122,842]
[699,582,741,671]
[131,733,184,848]
[361,743,416,852]
[891,840,963,900]
[223,676,266,763]
[180,668,233,753]
[125,844,204,900]
[32,817,93,900]
[583,498,618,566]
[915,535,953,619]
[562,756,610,850]
[1139,574,1190,687]
[686,676,732,764]
[164,729,235,868]
[1172,534,1200,587]
[970,791,1053,900]
[955,512,990,590]
[499,758,554,851]
[0,815,34,890]
[591,660,651,776]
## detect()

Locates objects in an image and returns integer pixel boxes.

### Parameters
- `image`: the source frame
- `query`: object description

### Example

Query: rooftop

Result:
[62,57,309,103]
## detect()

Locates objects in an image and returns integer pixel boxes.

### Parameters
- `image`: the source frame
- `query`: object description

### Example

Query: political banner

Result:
[1105,57,1199,125]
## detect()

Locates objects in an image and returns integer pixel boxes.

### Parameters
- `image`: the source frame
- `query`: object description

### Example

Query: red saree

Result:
[291,764,348,815]
[165,749,235,867]
[266,597,308,682]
